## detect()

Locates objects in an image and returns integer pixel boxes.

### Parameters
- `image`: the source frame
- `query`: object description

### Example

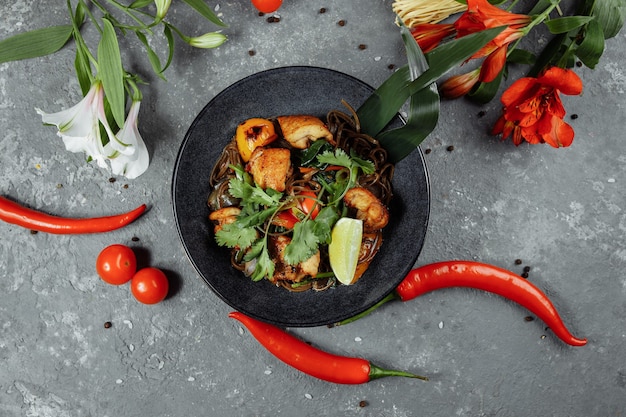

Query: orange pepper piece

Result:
[235,118,278,162]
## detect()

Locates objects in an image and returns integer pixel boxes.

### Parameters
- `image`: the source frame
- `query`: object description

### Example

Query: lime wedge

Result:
[329,217,363,285]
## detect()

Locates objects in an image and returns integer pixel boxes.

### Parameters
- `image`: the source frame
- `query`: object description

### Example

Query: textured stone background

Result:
[1,1,625,416]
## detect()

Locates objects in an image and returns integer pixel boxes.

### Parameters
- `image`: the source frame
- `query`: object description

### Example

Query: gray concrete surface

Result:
[1,1,625,416]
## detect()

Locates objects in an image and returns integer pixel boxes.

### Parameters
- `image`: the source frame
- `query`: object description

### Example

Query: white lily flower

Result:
[35,81,137,173]
[109,100,150,179]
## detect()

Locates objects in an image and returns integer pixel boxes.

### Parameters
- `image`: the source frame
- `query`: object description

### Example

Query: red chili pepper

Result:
[336,261,587,347]
[229,311,428,384]
[0,196,147,234]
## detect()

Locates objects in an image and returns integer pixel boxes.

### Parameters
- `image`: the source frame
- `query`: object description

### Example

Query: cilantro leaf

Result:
[284,219,320,265]
[228,176,283,207]
[317,148,352,168]
[311,206,340,244]
[215,222,258,249]
[251,246,274,282]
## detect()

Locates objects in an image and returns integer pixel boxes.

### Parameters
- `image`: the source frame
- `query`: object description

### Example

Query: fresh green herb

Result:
[214,150,374,282]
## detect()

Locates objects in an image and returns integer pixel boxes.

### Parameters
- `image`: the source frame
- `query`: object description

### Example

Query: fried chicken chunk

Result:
[246,147,292,192]
[268,235,321,283]
[208,207,241,234]
[344,187,390,232]
[276,115,334,149]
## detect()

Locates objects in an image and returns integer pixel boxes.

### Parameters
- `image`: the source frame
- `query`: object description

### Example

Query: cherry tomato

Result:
[251,0,282,13]
[96,244,137,285]
[130,267,169,305]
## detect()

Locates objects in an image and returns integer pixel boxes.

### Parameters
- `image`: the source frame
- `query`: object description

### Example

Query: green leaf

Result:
[215,222,258,249]
[507,48,536,65]
[376,23,439,163]
[74,46,93,95]
[97,18,126,127]
[576,18,605,69]
[592,0,626,38]
[527,32,566,76]
[135,30,166,80]
[182,0,227,27]
[357,26,505,137]
[0,25,73,64]
[129,0,154,8]
[467,67,503,104]
[162,25,175,73]
[284,220,319,265]
[251,246,274,282]
[545,16,594,34]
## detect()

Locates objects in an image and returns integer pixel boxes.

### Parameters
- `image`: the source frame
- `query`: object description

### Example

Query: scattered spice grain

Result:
[446,145,455,152]
[359,400,369,408]
[248,49,256,56]
[514,259,523,265]
[319,7,326,13]
[524,316,534,322]
[338,19,346,26]
[358,44,367,50]
[30,230,38,235]
[104,321,112,329]
[131,236,140,242]
[424,148,432,154]
[571,114,578,120]
[108,177,116,183]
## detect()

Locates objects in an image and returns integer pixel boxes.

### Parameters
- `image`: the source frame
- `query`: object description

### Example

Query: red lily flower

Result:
[492,67,583,147]
[454,0,531,82]
[410,23,456,53]
[440,69,480,99]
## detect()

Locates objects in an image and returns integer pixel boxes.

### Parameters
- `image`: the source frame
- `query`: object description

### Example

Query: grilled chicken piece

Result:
[209,207,241,234]
[246,147,292,192]
[344,187,390,232]
[268,235,321,283]
[276,115,334,149]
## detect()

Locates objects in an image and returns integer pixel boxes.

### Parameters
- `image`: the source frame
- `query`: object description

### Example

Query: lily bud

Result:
[155,0,172,21]
[187,32,227,49]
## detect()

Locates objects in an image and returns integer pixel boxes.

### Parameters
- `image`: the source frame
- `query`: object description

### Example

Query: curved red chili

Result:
[0,196,147,234]
[229,311,428,384]
[337,261,587,347]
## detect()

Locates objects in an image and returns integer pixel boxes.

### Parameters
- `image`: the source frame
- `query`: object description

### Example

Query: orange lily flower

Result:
[440,68,480,99]
[454,0,531,82]
[410,23,456,53]
[492,67,583,147]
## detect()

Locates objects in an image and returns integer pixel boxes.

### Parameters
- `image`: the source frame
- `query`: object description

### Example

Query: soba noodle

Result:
[207,105,395,292]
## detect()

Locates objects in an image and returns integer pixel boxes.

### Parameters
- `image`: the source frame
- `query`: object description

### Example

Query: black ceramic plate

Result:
[172,66,430,327]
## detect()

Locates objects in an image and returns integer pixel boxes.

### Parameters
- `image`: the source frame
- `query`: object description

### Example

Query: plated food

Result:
[207,108,395,292]
[173,66,429,326]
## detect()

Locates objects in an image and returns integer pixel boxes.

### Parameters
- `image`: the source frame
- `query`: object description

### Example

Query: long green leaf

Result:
[98,18,126,127]
[545,16,594,34]
[182,0,227,27]
[357,26,505,137]
[74,46,93,95]
[576,19,605,68]
[376,23,439,163]
[467,67,504,104]
[593,0,626,38]
[0,25,73,64]
[135,30,166,80]
[162,25,175,73]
